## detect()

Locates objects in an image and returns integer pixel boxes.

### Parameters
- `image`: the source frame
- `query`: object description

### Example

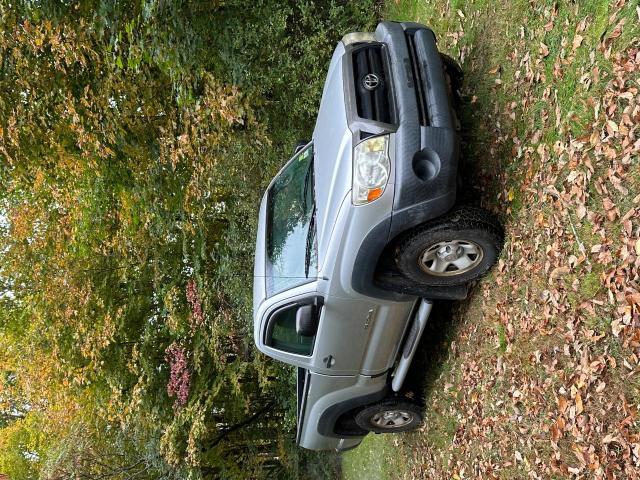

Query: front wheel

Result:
[355,399,423,434]
[394,206,503,287]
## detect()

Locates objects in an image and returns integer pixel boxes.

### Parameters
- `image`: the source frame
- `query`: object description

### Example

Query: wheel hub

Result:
[370,410,414,429]
[437,244,465,262]
[419,239,484,277]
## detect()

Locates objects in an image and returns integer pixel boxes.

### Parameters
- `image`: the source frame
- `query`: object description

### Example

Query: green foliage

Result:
[0,0,377,478]
[0,413,46,480]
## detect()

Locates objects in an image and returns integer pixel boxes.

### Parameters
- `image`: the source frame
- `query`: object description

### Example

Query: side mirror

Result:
[296,305,318,337]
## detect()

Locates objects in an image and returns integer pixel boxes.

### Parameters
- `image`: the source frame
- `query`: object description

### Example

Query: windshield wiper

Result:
[304,202,317,278]
[302,156,314,211]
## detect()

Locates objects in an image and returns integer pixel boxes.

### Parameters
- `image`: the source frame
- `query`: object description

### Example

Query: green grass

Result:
[340,434,402,480]
[581,270,603,298]
[496,323,507,353]
[343,0,639,478]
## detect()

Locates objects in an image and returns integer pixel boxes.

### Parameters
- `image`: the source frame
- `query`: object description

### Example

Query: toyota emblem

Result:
[362,73,381,91]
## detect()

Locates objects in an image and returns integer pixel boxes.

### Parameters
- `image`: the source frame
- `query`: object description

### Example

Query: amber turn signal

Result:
[366,187,384,202]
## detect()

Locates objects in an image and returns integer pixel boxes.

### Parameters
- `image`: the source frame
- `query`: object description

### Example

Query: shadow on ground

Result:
[400,60,510,404]
[401,300,460,404]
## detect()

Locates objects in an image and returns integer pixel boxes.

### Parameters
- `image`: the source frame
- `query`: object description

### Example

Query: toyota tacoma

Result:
[253,21,504,452]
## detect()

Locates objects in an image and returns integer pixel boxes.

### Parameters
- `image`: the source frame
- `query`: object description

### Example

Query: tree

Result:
[0,0,377,477]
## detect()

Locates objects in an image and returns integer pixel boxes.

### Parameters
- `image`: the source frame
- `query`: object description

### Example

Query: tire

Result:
[355,399,423,434]
[394,206,503,287]
[440,53,463,91]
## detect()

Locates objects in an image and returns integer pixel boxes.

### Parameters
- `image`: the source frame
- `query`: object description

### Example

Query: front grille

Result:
[404,31,429,126]
[352,45,392,124]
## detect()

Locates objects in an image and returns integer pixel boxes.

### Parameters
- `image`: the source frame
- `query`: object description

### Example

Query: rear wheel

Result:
[355,399,423,434]
[394,206,503,287]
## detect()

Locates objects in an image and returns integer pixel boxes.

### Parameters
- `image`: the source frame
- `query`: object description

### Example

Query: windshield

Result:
[265,144,317,296]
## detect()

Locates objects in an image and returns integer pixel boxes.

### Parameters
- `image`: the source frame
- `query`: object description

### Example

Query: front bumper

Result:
[350,22,460,299]
[374,21,459,238]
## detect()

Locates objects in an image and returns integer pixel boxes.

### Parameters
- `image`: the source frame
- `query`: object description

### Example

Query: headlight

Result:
[352,135,390,205]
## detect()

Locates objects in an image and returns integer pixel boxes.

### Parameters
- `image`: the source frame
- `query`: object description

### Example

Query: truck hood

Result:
[253,42,349,329]
[312,41,352,270]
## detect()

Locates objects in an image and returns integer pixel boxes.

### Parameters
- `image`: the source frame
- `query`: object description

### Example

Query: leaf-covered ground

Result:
[344,0,640,478]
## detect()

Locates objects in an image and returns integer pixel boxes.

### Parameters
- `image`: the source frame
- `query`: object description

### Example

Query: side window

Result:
[266,305,317,356]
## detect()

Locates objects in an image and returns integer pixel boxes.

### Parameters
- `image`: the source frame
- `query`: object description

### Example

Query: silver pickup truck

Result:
[252,21,503,452]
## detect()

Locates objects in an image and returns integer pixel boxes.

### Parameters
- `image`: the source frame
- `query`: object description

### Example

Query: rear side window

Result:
[267,306,315,356]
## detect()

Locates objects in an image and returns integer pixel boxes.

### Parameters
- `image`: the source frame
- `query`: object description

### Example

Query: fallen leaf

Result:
[575,392,583,415]
[549,266,571,283]
[607,19,625,40]
[576,204,587,219]
[558,395,568,413]
[572,34,584,50]
[576,17,589,33]
[626,293,640,305]
[540,42,550,57]
[611,319,624,336]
